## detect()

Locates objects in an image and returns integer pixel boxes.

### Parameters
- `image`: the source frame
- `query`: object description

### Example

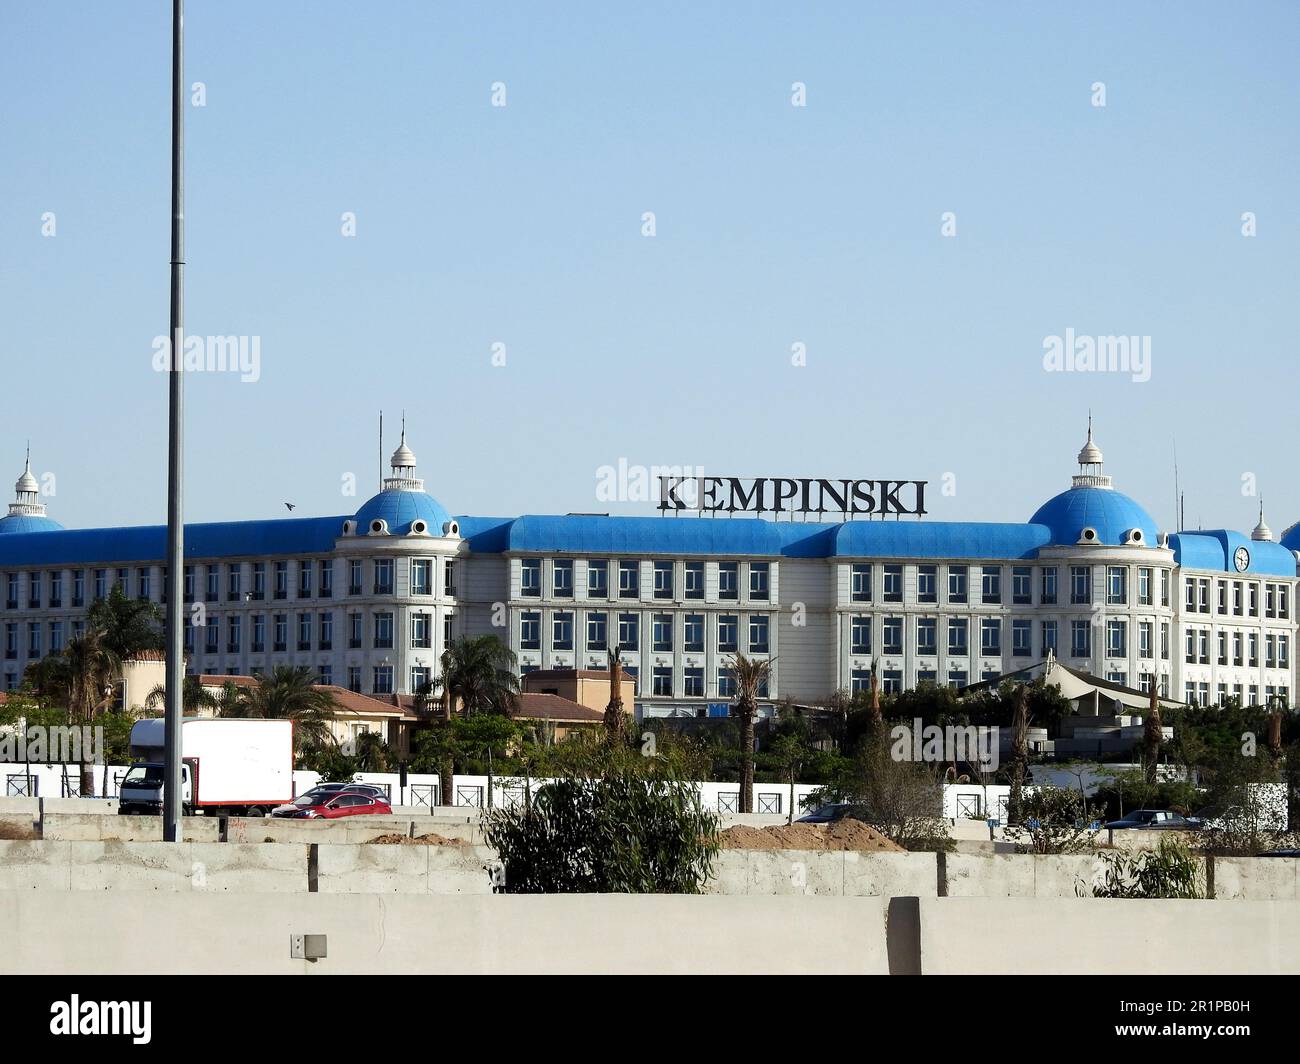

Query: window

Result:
[1040,567,1058,605]
[851,668,871,693]
[411,559,432,596]
[851,616,872,655]
[947,565,968,604]
[373,559,393,595]
[348,613,363,649]
[619,560,639,599]
[553,559,574,598]
[26,572,40,609]
[1249,584,1259,618]
[948,669,968,689]
[444,560,456,597]
[372,665,393,695]
[4,573,16,609]
[981,566,1001,604]
[851,564,872,603]
[72,570,85,607]
[1041,620,1058,656]
[443,612,453,645]
[1012,566,1031,605]
[520,612,541,651]
[883,565,903,603]
[947,617,968,656]
[717,668,736,698]
[882,616,903,655]
[26,621,40,657]
[586,612,608,651]
[748,615,769,653]
[252,615,266,653]
[318,612,332,651]
[227,564,242,601]
[617,613,639,650]
[652,667,673,696]
[206,565,220,602]
[347,559,361,596]
[49,621,64,654]
[917,565,937,604]
[1160,622,1170,660]
[274,561,288,599]
[183,566,194,603]
[1012,619,1032,657]
[1218,631,1228,666]
[4,623,15,660]
[917,617,937,656]
[319,560,333,598]
[1138,567,1152,606]
[718,562,739,600]
[1107,566,1127,606]
[653,561,674,600]
[749,562,770,601]
[1139,621,1153,659]
[717,614,738,653]
[347,666,362,692]
[553,612,574,651]
[254,562,268,600]
[1107,619,1127,657]
[1070,566,1090,605]
[411,666,430,693]
[684,613,704,653]
[412,612,432,649]
[684,667,704,697]
[684,562,704,600]
[297,613,312,651]
[587,560,608,598]
[1070,620,1090,658]
[882,670,903,695]
[520,559,542,597]
[273,614,288,652]
[980,618,1001,655]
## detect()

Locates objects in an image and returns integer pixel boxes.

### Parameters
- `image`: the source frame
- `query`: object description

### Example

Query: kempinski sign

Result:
[657,476,928,517]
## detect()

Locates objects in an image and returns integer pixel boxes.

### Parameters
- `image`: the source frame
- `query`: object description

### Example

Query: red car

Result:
[282,792,392,819]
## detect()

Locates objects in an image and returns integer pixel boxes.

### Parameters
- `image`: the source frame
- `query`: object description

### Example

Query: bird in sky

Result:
[284,502,295,511]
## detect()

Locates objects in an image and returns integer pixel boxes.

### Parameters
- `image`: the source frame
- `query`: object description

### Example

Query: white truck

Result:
[118,717,295,817]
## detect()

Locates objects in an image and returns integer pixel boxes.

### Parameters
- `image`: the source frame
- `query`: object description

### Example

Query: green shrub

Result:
[1088,836,1204,899]
[482,769,719,893]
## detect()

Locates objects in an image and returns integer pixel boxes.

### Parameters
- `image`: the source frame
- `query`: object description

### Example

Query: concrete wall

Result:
[0,892,891,975]
[0,841,308,892]
[919,897,1300,974]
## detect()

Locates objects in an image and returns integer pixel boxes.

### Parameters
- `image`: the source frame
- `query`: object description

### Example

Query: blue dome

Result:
[0,514,64,535]
[353,490,452,535]
[1029,486,1158,547]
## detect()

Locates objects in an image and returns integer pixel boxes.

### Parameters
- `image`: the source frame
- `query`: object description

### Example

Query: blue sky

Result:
[2,1,1297,535]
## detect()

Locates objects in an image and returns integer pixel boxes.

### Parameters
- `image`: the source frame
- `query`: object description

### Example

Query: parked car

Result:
[273,792,392,819]
[797,803,866,824]
[269,783,388,817]
[1104,809,1198,830]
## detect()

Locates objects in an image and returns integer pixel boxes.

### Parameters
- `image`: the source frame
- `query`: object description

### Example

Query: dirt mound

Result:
[366,832,468,846]
[719,818,903,853]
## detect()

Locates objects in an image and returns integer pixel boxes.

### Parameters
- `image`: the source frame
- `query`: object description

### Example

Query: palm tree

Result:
[219,666,342,760]
[1143,683,1163,785]
[87,584,164,659]
[62,630,122,796]
[1008,683,1029,823]
[145,675,218,716]
[439,635,520,717]
[726,652,774,814]
[603,648,625,740]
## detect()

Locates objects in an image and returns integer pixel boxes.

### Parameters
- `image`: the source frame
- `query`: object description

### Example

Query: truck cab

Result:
[118,760,196,815]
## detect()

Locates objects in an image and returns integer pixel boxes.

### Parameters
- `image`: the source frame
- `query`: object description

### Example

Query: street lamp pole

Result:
[162,0,186,843]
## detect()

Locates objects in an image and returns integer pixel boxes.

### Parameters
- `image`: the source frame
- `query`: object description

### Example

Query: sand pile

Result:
[366,832,468,846]
[719,819,903,852]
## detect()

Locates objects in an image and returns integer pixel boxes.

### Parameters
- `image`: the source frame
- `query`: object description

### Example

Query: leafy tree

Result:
[483,764,719,893]
[61,629,122,795]
[768,733,807,824]
[817,731,951,851]
[1003,785,1104,854]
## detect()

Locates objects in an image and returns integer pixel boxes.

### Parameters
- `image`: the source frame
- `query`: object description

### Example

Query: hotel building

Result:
[1,425,1296,717]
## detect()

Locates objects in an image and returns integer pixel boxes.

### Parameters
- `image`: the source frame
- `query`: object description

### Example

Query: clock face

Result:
[1234,546,1250,572]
